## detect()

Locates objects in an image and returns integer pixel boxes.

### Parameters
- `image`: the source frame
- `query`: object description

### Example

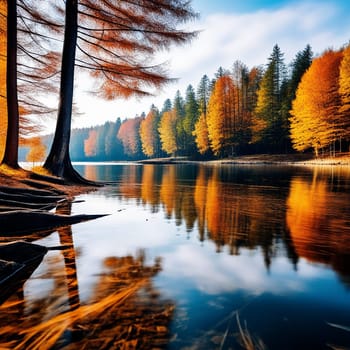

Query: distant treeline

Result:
[20,43,350,162]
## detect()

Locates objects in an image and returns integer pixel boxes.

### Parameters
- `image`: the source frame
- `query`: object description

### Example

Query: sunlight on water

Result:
[0,164,349,349]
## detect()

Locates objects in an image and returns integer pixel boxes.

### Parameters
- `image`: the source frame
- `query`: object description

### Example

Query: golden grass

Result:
[30,166,52,176]
[236,314,266,350]
[0,164,93,197]
[0,164,28,178]
[12,280,146,350]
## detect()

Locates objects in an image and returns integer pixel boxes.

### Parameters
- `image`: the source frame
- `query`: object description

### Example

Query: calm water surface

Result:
[1,163,350,349]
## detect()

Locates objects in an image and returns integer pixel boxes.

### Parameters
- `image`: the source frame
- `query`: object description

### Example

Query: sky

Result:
[66,0,350,132]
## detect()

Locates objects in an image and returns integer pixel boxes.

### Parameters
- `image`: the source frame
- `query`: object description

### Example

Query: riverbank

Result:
[2,153,350,191]
[0,165,101,236]
[138,153,350,166]
[0,165,92,197]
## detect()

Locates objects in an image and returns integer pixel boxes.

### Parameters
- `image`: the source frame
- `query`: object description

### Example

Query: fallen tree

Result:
[0,210,107,235]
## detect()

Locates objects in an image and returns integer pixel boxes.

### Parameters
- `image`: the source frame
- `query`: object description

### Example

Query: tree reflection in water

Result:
[286,168,350,285]
[112,163,350,281]
[0,202,174,349]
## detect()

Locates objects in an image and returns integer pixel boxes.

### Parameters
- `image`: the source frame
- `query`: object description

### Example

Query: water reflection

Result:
[72,163,350,349]
[0,201,174,349]
[80,163,350,282]
[56,202,80,311]
[1,163,349,349]
[287,168,350,285]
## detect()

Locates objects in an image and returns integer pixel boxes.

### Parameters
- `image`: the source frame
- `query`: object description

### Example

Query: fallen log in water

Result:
[0,210,108,235]
[0,241,48,304]
[0,191,65,204]
[0,186,63,197]
[0,198,59,211]
[0,186,68,212]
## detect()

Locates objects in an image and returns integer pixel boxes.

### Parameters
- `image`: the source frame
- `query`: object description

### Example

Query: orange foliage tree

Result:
[117,117,143,157]
[338,44,350,147]
[25,136,46,166]
[207,75,238,156]
[290,49,343,156]
[139,106,160,158]
[193,113,210,154]
[158,110,178,156]
[84,129,97,157]
[1,1,61,168]
[286,170,350,274]
[141,165,160,207]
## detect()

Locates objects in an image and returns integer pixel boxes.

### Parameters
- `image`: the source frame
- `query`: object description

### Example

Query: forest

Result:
[1,1,350,168]
[21,43,350,163]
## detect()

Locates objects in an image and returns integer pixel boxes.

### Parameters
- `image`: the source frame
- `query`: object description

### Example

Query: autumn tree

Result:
[16,1,61,126]
[290,49,343,156]
[158,110,178,156]
[338,44,350,149]
[43,0,197,182]
[117,117,143,158]
[280,45,313,152]
[140,105,161,158]
[246,66,263,117]
[231,60,252,151]
[193,75,211,155]
[26,136,46,166]
[206,75,237,156]
[193,112,210,155]
[1,1,61,168]
[252,44,287,152]
[84,129,97,157]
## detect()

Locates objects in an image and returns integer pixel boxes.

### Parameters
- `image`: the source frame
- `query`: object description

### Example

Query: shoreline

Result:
[137,154,350,166]
[2,153,349,191]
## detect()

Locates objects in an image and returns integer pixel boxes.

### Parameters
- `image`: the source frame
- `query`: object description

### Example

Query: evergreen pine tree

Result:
[183,85,199,154]
[253,44,287,152]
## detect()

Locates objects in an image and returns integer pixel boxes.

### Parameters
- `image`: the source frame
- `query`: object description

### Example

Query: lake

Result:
[1,163,350,349]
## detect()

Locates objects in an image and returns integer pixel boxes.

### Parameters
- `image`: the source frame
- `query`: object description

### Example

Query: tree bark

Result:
[43,0,88,183]
[2,1,19,168]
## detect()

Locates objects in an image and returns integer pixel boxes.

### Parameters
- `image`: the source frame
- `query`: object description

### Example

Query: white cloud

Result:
[160,243,326,295]
[168,1,343,79]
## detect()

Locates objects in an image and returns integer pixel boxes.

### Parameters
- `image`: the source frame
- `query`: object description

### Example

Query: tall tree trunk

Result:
[2,0,19,168]
[43,0,91,184]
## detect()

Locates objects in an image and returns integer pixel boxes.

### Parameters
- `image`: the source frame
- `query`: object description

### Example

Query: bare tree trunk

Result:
[2,0,19,168]
[43,0,92,184]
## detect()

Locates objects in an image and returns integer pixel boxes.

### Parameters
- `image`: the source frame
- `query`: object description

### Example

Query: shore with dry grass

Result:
[138,153,350,166]
[0,164,92,197]
[2,154,349,193]
[0,165,100,236]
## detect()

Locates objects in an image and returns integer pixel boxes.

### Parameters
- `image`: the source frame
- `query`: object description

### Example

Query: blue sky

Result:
[194,0,350,15]
[69,0,350,131]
